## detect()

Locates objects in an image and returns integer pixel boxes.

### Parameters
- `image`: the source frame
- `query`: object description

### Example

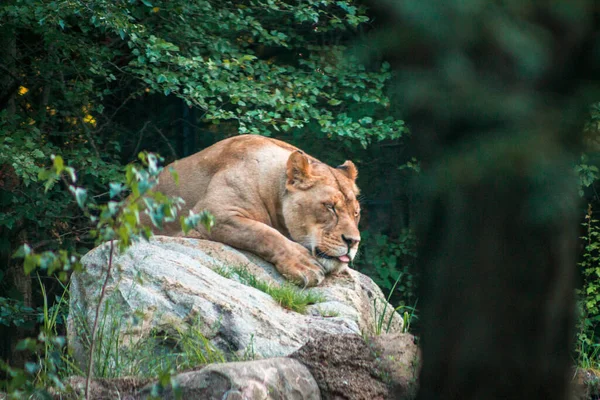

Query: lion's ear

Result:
[286,151,314,190]
[337,160,358,181]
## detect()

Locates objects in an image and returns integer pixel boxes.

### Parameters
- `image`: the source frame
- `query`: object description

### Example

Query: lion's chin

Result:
[316,256,348,274]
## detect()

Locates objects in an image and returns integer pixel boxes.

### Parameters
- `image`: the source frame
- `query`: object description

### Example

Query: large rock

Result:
[68,236,402,371]
[140,357,320,400]
[65,357,319,400]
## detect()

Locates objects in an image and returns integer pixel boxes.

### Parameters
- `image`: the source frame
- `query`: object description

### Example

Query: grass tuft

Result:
[216,266,325,314]
[373,272,419,335]
[70,288,228,379]
[316,307,341,318]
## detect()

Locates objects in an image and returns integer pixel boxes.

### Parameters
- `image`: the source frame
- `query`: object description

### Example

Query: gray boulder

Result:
[67,236,402,372]
[65,357,319,400]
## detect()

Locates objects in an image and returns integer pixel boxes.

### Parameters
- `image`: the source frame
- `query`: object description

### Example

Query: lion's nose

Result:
[342,234,361,249]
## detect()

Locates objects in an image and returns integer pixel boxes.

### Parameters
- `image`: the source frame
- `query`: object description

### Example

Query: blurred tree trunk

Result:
[414,135,579,399]
[373,1,599,399]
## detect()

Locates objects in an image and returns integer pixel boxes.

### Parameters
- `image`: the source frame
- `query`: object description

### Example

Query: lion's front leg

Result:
[207,215,325,287]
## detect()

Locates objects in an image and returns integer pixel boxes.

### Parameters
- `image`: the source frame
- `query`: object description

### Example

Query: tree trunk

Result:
[372,1,598,399]
[414,140,578,399]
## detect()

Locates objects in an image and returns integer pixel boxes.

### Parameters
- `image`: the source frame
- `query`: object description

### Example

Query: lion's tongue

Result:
[338,255,351,263]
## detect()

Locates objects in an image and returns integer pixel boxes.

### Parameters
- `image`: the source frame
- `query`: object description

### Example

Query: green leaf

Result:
[23,256,38,275]
[15,338,37,352]
[37,169,53,181]
[170,167,179,185]
[199,211,215,232]
[110,182,125,198]
[32,149,44,158]
[69,186,88,209]
[25,361,40,374]
[65,167,77,183]
[107,201,120,217]
[51,155,64,173]
[12,244,32,259]
[181,210,214,234]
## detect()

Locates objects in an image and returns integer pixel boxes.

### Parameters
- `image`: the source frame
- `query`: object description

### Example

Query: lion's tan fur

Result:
[147,135,361,286]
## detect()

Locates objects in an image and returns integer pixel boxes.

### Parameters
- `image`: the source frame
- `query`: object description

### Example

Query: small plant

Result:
[173,321,226,367]
[216,266,325,314]
[214,266,235,279]
[576,204,600,370]
[241,334,256,361]
[36,276,80,381]
[373,272,419,335]
[70,289,227,379]
[316,307,341,318]
[0,277,79,398]
[401,306,418,334]
[577,332,600,372]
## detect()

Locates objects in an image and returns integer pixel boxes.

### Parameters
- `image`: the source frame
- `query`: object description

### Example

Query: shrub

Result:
[355,229,417,306]
[576,205,600,369]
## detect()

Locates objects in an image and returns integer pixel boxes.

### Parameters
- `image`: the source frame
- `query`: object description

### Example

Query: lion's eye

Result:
[325,203,335,213]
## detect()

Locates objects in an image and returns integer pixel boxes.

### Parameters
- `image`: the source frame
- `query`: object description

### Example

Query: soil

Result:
[291,333,391,400]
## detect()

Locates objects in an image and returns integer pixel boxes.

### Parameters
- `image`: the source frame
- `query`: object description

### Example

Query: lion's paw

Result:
[277,252,325,288]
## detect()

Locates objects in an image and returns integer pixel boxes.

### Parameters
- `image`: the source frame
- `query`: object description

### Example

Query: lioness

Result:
[148,134,361,287]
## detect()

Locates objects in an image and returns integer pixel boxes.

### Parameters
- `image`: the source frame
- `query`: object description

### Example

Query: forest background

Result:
[0,0,599,395]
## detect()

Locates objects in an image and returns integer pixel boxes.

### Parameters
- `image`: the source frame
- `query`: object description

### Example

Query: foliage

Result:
[584,103,600,150]
[356,229,419,335]
[576,156,599,198]
[0,297,38,328]
[217,266,325,314]
[575,104,600,369]
[356,229,417,305]
[372,272,418,336]
[576,205,600,369]
[576,332,600,373]
[0,277,78,398]
[3,153,210,398]
[68,292,226,380]
[0,0,404,200]
[173,321,228,367]
[576,103,600,199]
[0,335,70,398]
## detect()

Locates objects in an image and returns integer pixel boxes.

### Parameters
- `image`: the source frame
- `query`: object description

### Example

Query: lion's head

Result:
[282,150,361,273]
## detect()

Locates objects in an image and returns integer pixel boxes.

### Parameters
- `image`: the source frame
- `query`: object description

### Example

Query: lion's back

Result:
[147,135,299,234]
